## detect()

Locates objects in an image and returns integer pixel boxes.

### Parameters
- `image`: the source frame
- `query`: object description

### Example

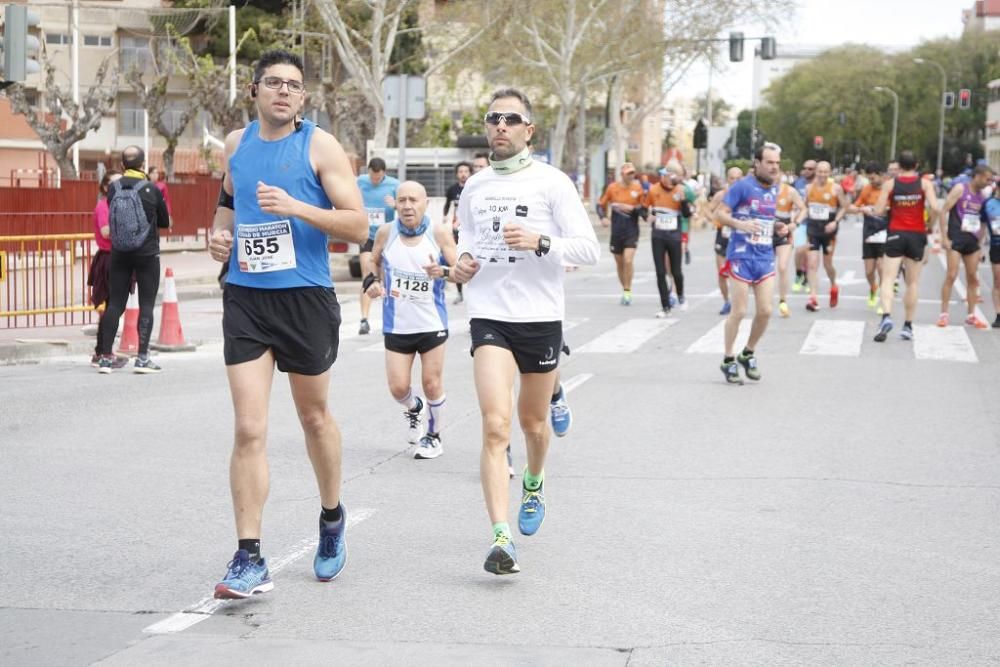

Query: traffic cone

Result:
[151,267,196,352]
[117,290,140,355]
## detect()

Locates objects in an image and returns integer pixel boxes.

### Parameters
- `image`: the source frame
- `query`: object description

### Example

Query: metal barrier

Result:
[0,233,96,328]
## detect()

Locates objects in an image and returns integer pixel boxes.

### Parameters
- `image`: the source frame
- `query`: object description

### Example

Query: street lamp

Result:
[914,57,947,175]
[873,86,899,163]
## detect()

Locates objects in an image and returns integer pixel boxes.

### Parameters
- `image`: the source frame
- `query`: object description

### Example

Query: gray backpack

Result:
[108,179,151,251]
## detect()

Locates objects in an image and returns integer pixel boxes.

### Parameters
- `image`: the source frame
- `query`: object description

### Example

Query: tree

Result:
[732,109,753,159]
[5,55,119,179]
[692,93,734,125]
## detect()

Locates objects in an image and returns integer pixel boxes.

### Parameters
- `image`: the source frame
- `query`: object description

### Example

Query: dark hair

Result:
[253,49,304,82]
[973,163,994,177]
[455,161,472,174]
[99,169,121,197]
[898,150,918,170]
[864,161,883,175]
[121,145,145,170]
[367,157,387,173]
[473,152,488,161]
[489,88,533,118]
[754,144,779,161]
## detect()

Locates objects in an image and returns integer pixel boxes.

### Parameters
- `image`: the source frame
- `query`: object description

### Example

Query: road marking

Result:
[359,319,586,353]
[684,319,751,355]
[912,325,978,363]
[800,319,865,357]
[562,372,593,394]
[834,270,868,287]
[142,508,376,635]
[576,318,677,354]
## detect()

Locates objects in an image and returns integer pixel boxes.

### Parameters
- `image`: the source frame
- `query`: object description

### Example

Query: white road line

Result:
[912,325,978,363]
[935,250,989,324]
[561,372,593,394]
[800,319,865,357]
[575,318,677,354]
[142,508,376,635]
[684,319,751,355]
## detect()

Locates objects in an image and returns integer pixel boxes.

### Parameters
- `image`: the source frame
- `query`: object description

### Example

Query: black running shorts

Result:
[223,283,341,375]
[991,246,1000,264]
[885,231,927,261]
[862,243,885,260]
[384,330,448,355]
[948,233,981,256]
[469,318,562,374]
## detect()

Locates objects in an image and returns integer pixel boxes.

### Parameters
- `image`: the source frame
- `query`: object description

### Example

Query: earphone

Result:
[250,83,258,98]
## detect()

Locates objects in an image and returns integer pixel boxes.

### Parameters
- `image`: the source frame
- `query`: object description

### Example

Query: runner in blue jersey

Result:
[207,50,367,599]
[714,143,783,385]
[985,181,1000,328]
[357,157,399,334]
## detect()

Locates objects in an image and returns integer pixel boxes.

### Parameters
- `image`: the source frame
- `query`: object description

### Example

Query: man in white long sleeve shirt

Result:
[453,88,600,575]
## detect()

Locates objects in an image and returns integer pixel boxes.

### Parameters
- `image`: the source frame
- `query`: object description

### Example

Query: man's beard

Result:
[491,142,519,159]
[755,171,774,186]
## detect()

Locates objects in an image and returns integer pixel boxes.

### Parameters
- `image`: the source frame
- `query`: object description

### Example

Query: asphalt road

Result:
[2,223,999,666]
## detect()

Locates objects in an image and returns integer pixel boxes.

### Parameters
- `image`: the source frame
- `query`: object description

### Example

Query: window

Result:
[120,36,152,72]
[83,35,112,47]
[46,33,70,45]
[118,96,144,136]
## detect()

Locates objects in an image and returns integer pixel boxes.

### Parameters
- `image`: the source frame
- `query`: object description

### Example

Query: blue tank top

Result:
[226,119,333,289]
[723,175,779,259]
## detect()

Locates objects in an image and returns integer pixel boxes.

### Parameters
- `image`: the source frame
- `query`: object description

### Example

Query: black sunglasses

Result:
[484,111,531,126]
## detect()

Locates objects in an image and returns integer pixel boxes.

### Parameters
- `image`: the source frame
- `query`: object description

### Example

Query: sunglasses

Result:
[484,111,531,126]
[258,76,305,94]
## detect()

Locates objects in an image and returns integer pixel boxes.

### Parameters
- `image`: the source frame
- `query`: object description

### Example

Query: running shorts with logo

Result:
[385,330,448,355]
[223,283,341,375]
[885,231,927,261]
[470,318,562,374]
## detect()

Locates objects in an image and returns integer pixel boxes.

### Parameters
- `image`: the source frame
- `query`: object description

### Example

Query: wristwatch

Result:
[442,266,450,279]
[535,235,551,257]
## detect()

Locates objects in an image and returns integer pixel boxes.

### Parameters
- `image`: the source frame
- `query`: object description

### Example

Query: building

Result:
[963,0,1000,31]
[986,79,1000,170]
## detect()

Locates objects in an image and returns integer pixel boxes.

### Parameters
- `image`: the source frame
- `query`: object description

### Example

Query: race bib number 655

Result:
[237,220,296,273]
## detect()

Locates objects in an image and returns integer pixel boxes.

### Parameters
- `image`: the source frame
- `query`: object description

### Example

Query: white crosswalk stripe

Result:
[684,319,751,355]
[912,325,978,363]
[576,318,678,354]
[800,320,865,357]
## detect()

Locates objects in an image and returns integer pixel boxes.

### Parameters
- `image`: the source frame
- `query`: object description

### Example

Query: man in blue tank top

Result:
[714,143,783,385]
[206,50,367,599]
[364,181,458,460]
[357,157,399,334]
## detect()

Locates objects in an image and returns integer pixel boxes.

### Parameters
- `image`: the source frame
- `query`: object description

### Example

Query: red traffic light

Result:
[814,135,824,149]
[959,89,972,109]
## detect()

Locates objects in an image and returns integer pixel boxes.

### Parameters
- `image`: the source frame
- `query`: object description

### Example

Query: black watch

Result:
[442,266,450,279]
[535,235,551,257]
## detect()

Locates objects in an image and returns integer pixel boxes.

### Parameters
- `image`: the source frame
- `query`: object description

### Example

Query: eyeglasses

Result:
[484,111,531,126]
[258,76,305,94]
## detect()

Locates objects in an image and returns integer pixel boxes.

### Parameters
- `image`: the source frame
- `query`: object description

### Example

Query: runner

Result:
[937,163,994,329]
[365,181,458,458]
[872,150,940,342]
[643,163,690,317]
[772,170,806,317]
[849,162,888,312]
[443,161,472,304]
[792,160,817,292]
[597,163,644,305]
[984,179,1000,328]
[472,152,489,174]
[715,144,782,384]
[357,157,399,334]
[710,166,743,315]
[453,87,599,574]
[803,161,848,312]
[207,50,367,597]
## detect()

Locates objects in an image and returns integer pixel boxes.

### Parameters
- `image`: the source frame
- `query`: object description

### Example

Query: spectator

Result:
[148,165,173,222]
[88,169,121,366]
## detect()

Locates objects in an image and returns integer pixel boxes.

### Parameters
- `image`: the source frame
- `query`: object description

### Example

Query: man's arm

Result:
[873,180,893,218]
[938,184,962,239]
[833,185,848,223]
[155,189,170,229]
[423,223,459,282]
[363,224,391,299]
[790,188,807,225]
[548,178,600,266]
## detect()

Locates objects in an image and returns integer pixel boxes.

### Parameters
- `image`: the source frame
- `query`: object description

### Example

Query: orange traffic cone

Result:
[151,267,196,352]
[117,290,140,355]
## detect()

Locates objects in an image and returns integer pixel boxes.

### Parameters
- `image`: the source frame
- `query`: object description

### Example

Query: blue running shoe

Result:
[214,549,273,599]
[483,533,520,575]
[668,293,678,308]
[719,301,732,316]
[314,509,347,582]
[518,481,546,536]
[874,317,893,343]
[550,385,571,438]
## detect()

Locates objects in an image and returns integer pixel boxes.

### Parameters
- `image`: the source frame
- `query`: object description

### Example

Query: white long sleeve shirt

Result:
[456,161,600,322]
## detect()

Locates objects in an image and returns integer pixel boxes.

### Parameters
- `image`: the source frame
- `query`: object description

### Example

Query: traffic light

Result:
[760,37,776,60]
[959,89,971,109]
[693,119,707,149]
[729,32,744,62]
[943,91,955,109]
[2,4,41,83]
[814,136,824,149]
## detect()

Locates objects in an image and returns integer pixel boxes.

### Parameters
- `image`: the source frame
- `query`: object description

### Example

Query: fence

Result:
[0,233,96,328]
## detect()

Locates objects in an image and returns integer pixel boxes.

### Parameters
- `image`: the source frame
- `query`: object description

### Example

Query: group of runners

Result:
[202,51,597,597]
[596,144,998,385]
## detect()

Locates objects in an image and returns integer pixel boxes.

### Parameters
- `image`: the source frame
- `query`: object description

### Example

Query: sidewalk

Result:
[0,249,359,365]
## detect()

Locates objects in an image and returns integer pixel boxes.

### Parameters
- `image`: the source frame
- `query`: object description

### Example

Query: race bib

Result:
[749,218,774,245]
[366,207,386,226]
[654,210,679,231]
[865,230,888,244]
[471,195,527,267]
[237,220,296,273]
[809,203,831,220]
[961,213,981,233]
[389,269,432,303]
[990,216,1000,235]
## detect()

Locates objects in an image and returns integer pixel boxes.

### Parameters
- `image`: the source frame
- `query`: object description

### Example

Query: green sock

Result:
[523,468,544,491]
[492,522,511,540]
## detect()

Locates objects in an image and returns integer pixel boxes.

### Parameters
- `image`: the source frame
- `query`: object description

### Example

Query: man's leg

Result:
[724,278,750,357]
[747,277,775,351]
[902,257,924,323]
[621,247,636,292]
[135,254,161,358]
[613,251,625,290]
[359,250,372,333]
[716,254,730,307]
[864,256,878,297]
[879,255,904,317]
[651,237,670,311]
[417,343,447,457]
[940,249,961,322]
[474,346,518,526]
[518,370,558,481]
[96,256,133,356]
[288,369,342,511]
[961,250,982,317]
[665,238,684,303]
[776,244,792,309]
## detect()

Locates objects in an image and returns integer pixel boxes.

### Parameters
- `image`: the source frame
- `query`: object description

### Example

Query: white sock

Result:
[396,388,419,412]
[427,394,445,434]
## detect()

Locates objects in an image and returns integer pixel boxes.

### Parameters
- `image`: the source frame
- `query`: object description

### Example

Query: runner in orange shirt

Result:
[848,162,888,311]
[598,163,645,305]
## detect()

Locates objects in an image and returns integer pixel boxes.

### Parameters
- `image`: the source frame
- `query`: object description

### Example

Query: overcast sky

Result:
[673,0,976,111]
